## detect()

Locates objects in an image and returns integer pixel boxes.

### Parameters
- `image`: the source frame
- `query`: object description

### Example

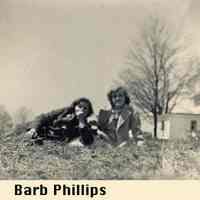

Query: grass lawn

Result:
[1,132,200,180]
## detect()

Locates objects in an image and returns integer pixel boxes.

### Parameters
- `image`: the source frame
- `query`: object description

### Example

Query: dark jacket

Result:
[30,107,96,145]
[98,105,143,146]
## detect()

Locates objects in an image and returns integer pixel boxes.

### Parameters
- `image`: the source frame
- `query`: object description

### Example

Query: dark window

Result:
[190,120,197,132]
[161,120,165,131]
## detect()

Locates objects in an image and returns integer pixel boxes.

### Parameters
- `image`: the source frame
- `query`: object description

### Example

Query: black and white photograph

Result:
[1,0,200,180]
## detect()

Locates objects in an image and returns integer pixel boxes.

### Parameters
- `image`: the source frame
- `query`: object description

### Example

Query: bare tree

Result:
[120,15,199,138]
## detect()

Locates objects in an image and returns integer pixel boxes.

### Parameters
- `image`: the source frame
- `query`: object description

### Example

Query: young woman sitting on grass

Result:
[97,87,144,147]
[26,98,97,146]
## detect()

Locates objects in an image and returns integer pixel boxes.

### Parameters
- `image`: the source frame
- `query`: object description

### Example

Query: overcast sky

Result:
[0,0,199,115]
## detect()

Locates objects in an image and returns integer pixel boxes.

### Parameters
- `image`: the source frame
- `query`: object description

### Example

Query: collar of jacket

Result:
[109,105,132,132]
[117,105,132,131]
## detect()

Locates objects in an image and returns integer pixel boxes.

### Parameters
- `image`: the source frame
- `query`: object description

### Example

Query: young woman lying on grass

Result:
[97,87,144,147]
[26,98,97,146]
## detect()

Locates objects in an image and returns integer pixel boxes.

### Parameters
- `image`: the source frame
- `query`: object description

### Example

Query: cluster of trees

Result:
[0,105,33,136]
[0,105,13,135]
[120,15,200,138]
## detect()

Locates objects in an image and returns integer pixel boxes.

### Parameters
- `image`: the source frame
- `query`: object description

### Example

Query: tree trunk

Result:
[153,107,158,138]
[153,76,159,138]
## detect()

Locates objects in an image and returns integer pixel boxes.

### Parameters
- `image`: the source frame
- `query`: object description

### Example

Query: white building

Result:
[142,113,200,139]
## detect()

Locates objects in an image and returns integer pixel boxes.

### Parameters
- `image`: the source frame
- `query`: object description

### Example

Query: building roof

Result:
[169,112,200,116]
[158,112,200,121]
[141,112,200,123]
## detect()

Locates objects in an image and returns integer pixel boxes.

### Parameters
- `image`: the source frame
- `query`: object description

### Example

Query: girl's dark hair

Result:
[107,87,130,108]
[70,97,94,118]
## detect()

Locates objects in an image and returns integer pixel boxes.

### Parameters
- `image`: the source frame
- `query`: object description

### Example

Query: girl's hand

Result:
[137,140,144,146]
[118,141,127,148]
[26,128,38,139]
[77,113,87,128]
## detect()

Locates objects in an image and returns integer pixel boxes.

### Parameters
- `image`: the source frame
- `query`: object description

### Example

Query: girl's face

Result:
[75,101,90,117]
[111,90,126,110]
